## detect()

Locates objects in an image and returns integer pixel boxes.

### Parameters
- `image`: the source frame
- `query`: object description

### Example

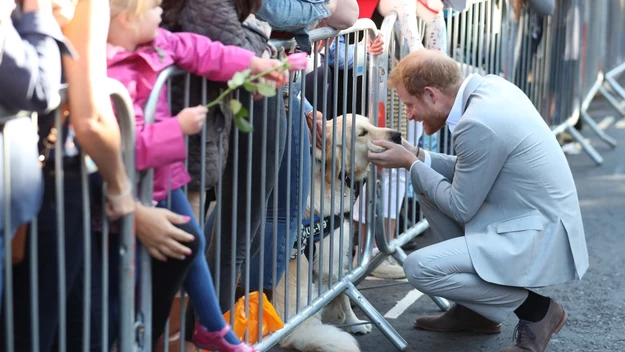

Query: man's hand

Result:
[135,204,195,262]
[367,139,418,170]
[401,138,420,156]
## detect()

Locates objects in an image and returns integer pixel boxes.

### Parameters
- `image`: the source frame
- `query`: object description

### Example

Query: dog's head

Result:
[315,114,402,182]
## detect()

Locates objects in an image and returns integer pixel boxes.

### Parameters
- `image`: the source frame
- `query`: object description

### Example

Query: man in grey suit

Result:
[368,49,589,352]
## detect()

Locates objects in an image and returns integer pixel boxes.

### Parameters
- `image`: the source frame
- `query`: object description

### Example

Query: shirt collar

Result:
[447,73,474,134]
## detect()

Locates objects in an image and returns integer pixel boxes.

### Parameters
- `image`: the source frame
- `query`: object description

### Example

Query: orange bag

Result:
[221,291,284,346]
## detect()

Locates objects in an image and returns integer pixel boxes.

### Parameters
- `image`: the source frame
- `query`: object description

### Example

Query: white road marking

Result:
[364,276,408,282]
[384,289,423,319]
[615,118,625,129]
[597,116,615,130]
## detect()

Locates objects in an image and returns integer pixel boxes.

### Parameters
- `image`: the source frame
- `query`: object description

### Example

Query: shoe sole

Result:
[414,323,502,334]
[553,309,568,334]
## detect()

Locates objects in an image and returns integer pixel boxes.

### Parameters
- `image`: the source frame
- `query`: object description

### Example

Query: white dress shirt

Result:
[410,74,475,173]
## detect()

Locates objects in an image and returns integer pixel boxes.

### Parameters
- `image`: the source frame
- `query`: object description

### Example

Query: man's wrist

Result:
[414,147,426,163]
[405,154,418,170]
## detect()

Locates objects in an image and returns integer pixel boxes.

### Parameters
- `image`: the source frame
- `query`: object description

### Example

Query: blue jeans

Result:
[256,0,330,32]
[256,0,331,53]
[157,188,231,333]
[245,83,312,290]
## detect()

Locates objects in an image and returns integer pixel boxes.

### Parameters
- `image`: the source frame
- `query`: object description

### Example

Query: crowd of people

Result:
[0,1,585,352]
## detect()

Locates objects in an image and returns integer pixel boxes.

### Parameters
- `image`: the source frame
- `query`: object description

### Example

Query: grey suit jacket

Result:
[410,74,589,288]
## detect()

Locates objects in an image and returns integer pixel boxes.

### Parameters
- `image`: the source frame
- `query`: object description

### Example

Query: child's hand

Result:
[250,56,289,87]
[177,105,208,135]
[367,34,385,56]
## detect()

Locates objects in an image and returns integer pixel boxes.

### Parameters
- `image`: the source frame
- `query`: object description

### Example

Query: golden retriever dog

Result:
[273,114,401,352]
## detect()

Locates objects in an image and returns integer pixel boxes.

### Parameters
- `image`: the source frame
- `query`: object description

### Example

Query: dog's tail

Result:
[279,318,360,352]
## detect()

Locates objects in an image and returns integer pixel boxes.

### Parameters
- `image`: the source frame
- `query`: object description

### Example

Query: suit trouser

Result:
[403,196,529,323]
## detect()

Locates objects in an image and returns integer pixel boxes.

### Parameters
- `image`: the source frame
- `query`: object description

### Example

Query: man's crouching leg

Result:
[403,237,527,334]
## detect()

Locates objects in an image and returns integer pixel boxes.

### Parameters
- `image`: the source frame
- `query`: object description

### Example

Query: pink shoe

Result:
[192,322,259,352]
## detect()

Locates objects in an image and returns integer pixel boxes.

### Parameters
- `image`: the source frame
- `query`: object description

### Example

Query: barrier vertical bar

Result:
[80,150,91,352]
[105,78,137,352]
[2,117,15,352]
[54,103,67,352]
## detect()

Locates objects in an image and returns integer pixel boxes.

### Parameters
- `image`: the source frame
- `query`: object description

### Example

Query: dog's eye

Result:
[359,130,368,137]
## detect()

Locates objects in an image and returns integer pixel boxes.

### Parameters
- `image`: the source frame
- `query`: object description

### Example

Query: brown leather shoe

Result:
[414,304,502,334]
[501,299,568,352]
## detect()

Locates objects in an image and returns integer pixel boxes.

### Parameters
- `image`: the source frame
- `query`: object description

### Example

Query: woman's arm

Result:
[62,0,134,218]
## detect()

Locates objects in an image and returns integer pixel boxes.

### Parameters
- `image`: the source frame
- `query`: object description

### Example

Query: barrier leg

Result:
[580,110,618,147]
[604,62,625,102]
[598,85,625,117]
[564,123,604,165]
[344,281,408,351]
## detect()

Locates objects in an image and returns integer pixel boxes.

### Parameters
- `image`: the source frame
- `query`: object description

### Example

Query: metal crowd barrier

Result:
[4,1,623,351]
[595,0,625,127]
[139,18,411,352]
[511,0,617,165]
[0,78,136,352]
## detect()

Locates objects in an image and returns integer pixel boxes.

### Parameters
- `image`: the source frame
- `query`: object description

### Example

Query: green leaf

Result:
[235,106,249,118]
[243,82,257,92]
[227,69,251,90]
[233,115,254,133]
[229,100,242,114]
[256,83,276,97]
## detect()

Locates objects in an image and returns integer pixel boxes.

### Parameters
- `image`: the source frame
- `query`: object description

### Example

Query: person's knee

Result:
[176,221,203,263]
[187,234,202,262]
[403,250,439,293]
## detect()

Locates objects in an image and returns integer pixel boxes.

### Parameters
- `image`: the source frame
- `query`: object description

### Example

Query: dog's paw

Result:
[367,140,386,153]
[345,320,373,335]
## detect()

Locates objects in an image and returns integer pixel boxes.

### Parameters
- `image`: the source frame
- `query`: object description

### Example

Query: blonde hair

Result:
[389,49,463,98]
[110,0,161,18]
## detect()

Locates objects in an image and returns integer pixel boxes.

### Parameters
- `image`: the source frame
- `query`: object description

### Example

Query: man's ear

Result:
[423,87,437,105]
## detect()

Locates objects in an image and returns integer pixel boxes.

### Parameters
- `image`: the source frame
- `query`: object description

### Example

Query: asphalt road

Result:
[349,97,625,352]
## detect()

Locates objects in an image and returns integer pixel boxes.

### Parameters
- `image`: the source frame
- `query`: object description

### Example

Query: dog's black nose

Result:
[390,131,402,144]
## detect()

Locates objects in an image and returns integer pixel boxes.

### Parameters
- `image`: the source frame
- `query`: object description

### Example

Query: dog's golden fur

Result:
[274,114,401,352]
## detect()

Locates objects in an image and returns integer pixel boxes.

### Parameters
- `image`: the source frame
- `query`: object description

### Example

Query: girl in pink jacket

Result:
[106,0,289,351]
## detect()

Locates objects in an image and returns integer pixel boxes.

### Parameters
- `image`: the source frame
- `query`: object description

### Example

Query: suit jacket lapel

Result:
[461,75,486,114]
